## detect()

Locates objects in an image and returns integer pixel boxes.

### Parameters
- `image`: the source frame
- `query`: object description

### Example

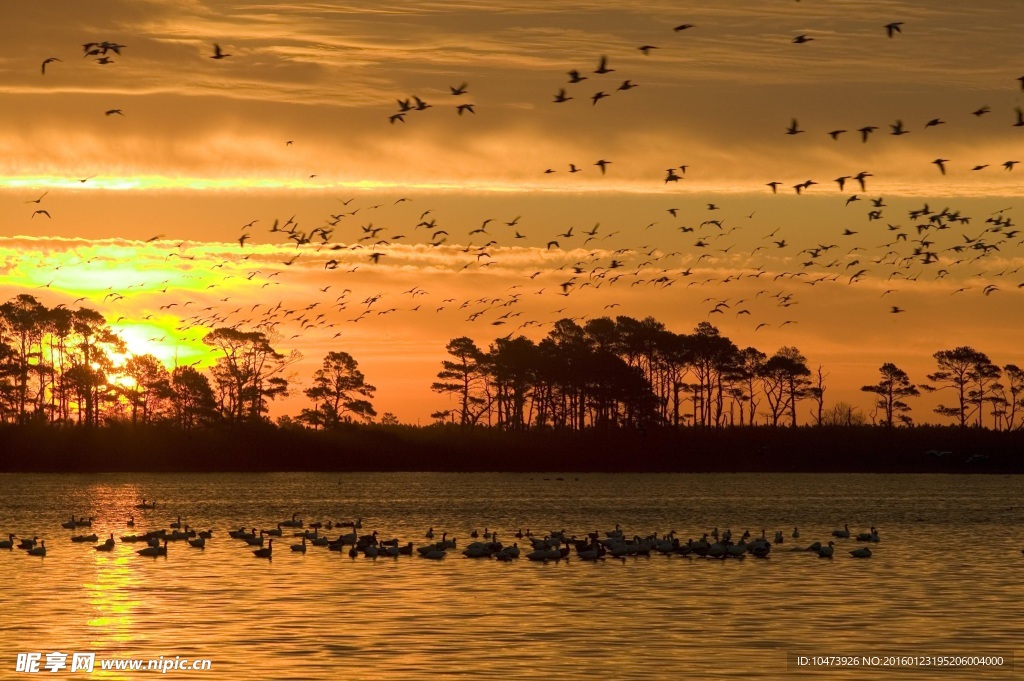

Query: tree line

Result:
[431,316,1024,431]
[1,294,1021,431]
[0,294,376,428]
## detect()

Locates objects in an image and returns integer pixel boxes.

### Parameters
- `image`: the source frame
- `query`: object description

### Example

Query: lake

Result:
[0,473,1021,679]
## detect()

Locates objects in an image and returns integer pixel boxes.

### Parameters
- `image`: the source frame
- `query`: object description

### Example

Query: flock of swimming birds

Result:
[16,12,1024,350]
[0,499,892,562]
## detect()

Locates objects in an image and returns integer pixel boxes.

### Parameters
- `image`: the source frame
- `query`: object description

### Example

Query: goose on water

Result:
[253,539,273,558]
[20,536,39,550]
[94,534,115,551]
[818,541,835,558]
[188,536,205,549]
[850,547,872,558]
[137,540,168,557]
[291,537,307,553]
[0,534,15,549]
[28,541,46,557]
[856,527,880,542]
[832,524,851,539]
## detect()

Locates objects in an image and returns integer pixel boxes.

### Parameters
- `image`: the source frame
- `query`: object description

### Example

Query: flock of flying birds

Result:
[14,15,1024,361]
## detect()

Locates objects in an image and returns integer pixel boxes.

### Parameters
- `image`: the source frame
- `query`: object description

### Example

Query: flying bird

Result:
[449,82,468,95]
[41,57,61,75]
[105,109,123,116]
[885,22,903,38]
[553,89,572,103]
[32,210,51,219]
[792,35,814,44]
[594,56,613,74]
[786,118,804,135]
[674,24,695,32]
[211,43,230,59]
[932,158,949,175]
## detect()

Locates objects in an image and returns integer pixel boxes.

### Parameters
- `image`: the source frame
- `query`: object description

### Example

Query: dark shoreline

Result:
[1,424,1022,473]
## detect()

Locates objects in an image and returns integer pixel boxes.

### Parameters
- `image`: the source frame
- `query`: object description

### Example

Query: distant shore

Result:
[0,423,1021,473]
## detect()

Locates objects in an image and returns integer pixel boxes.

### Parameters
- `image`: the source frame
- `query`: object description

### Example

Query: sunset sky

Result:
[1,0,1022,423]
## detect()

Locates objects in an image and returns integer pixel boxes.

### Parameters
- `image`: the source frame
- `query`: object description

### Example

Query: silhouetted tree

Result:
[760,347,811,426]
[996,364,1024,431]
[300,351,376,428]
[430,337,488,426]
[861,363,919,427]
[167,366,217,429]
[923,346,990,427]
[122,354,170,424]
[204,327,291,422]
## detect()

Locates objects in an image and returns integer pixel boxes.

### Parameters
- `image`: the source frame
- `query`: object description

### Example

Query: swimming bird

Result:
[28,541,46,557]
[95,534,115,551]
[0,534,15,549]
[291,537,307,553]
[832,524,851,538]
[253,539,273,558]
[818,541,835,558]
[137,540,167,557]
[850,547,872,558]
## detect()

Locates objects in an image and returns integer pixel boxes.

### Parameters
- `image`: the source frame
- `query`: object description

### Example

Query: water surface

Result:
[0,473,1021,679]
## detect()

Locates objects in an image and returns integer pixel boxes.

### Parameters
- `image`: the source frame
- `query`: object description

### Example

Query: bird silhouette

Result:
[41,57,61,75]
[211,43,230,59]
[885,22,903,37]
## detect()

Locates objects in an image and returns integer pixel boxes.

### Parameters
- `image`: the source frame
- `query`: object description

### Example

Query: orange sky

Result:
[1,1,1022,424]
